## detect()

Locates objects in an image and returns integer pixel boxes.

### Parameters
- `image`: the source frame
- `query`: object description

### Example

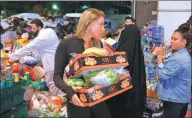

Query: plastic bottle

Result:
[4,66,14,86]
[13,73,20,83]
[24,72,31,85]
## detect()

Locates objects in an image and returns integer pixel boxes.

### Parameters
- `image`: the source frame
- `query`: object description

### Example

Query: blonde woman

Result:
[53,8,111,118]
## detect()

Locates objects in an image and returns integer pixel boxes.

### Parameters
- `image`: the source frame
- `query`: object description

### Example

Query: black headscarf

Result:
[106,24,146,118]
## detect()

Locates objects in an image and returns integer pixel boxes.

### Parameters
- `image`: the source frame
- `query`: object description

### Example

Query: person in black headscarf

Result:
[106,24,146,118]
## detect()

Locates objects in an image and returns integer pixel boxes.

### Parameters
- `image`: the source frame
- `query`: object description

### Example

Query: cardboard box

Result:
[75,73,133,107]
[65,52,128,79]
[101,38,118,50]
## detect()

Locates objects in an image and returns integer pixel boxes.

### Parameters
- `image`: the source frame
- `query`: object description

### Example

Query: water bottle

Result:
[146,66,149,79]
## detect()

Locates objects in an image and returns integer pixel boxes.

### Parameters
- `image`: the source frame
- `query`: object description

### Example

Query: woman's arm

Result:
[53,40,76,100]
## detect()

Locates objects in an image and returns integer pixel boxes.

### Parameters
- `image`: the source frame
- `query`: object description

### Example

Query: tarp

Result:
[1,19,10,29]
[63,13,82,18]
[11,13,40,19]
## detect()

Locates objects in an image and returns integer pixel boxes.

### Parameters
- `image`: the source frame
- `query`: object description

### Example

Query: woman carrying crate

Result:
[53,8,111,118]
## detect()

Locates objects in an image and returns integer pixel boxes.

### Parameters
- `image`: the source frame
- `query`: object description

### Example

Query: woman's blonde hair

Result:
[75,8,105,48]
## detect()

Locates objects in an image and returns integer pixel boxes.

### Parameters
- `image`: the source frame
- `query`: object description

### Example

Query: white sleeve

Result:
[9,36,43,62]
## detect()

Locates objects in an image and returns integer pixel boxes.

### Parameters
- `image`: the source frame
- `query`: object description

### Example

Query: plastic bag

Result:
[90,69,119,87]
[19,53,41,66]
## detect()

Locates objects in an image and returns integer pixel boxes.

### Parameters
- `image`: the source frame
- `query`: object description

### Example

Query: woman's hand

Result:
[154,46,165,64]
[154,46,165,57]
[70,94,85,107]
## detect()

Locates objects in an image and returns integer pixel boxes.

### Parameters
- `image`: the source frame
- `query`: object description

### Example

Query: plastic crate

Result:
[0,93,24,115]
[1,102,28,118]
[0,80,26,115]
[0,80,26,102]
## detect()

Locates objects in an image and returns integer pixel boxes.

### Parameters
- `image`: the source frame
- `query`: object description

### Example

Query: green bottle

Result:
[24,72,30,85]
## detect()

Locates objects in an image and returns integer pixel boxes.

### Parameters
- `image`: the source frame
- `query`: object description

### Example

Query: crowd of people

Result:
[1,15,77,42]
[0,8,191,118]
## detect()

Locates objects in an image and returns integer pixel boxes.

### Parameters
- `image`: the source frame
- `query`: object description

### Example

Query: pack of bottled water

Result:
[148,20,157,28]
[140,20,165,81]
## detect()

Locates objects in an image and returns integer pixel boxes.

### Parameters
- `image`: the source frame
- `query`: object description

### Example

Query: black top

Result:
[54,37,85,99]
[53,36,103,100]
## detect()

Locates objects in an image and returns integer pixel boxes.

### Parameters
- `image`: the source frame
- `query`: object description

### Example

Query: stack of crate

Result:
[0,80,28,117]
